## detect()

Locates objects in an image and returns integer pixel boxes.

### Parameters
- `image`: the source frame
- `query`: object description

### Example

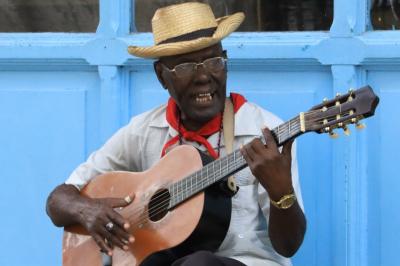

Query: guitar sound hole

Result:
[148,189,171,222]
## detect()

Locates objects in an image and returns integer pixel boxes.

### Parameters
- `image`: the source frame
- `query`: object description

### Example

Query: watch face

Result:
[281,196,295,209]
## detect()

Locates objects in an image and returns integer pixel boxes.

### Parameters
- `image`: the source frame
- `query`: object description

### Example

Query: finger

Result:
[107,210,130,231]
[104,193,135,208]
[262,127,278,150]
[251,137,267,154]
[101,226,128,251]
[282,139,294,157]
[92,234,113,256]
[240,144,253,164]
[241,143,257,161]
[111,224,134,246]
[246,141,261,159]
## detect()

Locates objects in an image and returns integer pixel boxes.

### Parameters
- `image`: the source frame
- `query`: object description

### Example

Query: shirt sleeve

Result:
[65,124,133,190]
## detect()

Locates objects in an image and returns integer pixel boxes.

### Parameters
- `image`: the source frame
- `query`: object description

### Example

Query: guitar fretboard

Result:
[168,114,303,208]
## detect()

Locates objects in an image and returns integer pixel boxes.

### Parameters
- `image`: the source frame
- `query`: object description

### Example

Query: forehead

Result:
[160,43,223,65]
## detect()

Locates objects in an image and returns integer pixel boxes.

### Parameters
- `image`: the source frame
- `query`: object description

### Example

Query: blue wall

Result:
[0,0,397,265]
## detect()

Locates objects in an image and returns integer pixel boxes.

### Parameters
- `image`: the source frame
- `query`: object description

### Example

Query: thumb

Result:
[282,139,294,158]
[101,193,135,208]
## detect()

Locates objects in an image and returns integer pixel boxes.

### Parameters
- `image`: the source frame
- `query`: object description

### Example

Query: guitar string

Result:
[117,119,304,225]
[120,121,306,228]
[119,120,302,219]
[124,151,249,229]
[122,114,337,229]
[132,106,353,222]
[119,107,347,228]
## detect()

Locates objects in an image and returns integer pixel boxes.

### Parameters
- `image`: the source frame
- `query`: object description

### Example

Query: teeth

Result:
[195,92,212,103]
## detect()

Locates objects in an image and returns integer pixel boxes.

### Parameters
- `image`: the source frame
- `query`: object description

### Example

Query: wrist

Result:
[270,192,297,210]
[268,183,294,202]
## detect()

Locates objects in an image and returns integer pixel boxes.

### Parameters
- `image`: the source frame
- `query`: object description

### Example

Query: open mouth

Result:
[195,92,214,103]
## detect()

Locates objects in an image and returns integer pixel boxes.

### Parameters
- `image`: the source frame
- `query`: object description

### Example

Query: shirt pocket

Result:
[234,167,257,186]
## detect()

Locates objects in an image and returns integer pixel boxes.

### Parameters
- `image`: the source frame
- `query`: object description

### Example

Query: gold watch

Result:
[270,193,296,209]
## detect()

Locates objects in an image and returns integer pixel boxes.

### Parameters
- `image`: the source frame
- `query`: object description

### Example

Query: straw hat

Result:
[128,2,245,58]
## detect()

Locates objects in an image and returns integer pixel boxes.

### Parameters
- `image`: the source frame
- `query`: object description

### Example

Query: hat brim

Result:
[128,12,245,59]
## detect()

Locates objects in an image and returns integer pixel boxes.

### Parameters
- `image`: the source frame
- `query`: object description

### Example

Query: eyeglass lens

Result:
[173,57,226,77]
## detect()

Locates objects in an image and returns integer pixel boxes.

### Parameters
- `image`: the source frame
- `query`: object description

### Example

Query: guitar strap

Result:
[223,97,238,194]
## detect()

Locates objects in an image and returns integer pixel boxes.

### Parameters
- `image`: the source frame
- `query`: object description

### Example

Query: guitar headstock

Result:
[303,86,379,137]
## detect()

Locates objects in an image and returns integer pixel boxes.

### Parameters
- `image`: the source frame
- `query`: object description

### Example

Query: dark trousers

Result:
[171,251,246,266]
[104,250,247,266]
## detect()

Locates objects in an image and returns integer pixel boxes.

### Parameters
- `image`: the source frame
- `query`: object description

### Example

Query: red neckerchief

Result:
[161,93,247,159]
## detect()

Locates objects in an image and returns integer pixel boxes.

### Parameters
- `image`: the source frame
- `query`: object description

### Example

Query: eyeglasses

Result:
[160,56,227,78]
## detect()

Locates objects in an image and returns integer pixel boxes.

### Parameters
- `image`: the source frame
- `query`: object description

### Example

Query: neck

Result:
[168,114,304,209]
[180,118,204,132]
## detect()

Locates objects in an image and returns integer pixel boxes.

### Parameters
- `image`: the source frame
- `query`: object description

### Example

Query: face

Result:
[155,43,227,131]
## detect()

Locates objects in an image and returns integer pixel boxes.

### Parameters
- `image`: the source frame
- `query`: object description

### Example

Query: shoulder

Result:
[125,104,168,134]
[235,101,283,135]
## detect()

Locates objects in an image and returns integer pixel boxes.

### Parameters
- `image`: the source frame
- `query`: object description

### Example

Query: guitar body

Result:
[63,145,232,266]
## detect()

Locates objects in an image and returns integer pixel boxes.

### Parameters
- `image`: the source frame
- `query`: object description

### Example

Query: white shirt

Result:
[66,101,304,266]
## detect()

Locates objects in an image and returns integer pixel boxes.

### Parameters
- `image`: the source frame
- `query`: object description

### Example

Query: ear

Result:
[154,61,168,90]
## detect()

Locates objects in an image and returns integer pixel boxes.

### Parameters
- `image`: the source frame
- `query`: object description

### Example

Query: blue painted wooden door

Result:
[0,0,397,265]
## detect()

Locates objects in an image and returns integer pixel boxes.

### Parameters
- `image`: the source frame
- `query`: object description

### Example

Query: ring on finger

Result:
[105,221,114,231]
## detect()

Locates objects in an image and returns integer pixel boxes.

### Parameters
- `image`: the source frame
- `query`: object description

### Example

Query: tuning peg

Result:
[348,88,354,94]
[343,126,351,136]
[323,97,328,103]
[356,123,366,130]
[336,93,341,97]
[329,130,339,139]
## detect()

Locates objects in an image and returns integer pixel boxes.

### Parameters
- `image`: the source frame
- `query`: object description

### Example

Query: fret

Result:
[168,114,305,209]
[180,180,183,202]
[184,174,188,200]
[174,182,177,206]
[218,159,222,186]
[206,163,209,182]
[278,125,281,144]
[213,161,217,183]
[212,161,215,186]
[170,184,174,207]
[190,171,193,195]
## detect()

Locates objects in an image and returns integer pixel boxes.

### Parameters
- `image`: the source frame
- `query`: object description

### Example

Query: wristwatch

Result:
[270,193,296,209]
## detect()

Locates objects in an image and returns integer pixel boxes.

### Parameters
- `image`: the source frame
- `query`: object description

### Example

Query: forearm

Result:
[46,183,89,227]
[268,200,306,257]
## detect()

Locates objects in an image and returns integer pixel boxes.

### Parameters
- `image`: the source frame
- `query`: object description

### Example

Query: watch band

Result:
[270,193,297,209]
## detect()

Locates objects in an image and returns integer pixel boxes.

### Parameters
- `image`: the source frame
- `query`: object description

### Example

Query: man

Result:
[46,2,306,266]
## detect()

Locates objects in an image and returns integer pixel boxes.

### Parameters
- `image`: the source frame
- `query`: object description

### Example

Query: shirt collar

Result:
[149,102,262,141]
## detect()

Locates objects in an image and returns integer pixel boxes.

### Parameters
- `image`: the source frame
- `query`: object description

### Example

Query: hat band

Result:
[158,27,217,45]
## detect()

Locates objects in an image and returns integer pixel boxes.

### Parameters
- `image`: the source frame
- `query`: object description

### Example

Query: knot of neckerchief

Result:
[162,93,247,159]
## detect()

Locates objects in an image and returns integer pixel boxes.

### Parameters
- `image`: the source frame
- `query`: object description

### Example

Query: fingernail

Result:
[108,251,113,256]
[129,236,135,243]
[123,245,129,250]
[124,223,130,229]
[124,195,132,204]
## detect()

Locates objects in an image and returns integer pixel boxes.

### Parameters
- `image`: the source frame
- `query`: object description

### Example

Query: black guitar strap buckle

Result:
[219,178,239,197]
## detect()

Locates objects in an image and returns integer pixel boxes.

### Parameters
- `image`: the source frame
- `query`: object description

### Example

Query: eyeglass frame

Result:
[157,50,228,78]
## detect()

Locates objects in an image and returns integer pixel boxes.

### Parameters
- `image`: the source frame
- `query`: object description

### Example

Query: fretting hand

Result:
[240,127,294,201]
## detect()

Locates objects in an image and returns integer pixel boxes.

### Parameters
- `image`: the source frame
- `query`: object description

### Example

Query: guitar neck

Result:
[168,114,304,208]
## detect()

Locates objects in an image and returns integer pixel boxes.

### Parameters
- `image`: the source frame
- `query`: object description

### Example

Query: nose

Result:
[193,63,210,83]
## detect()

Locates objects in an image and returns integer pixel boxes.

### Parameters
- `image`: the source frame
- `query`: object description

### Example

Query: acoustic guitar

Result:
[63,86,379,266]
